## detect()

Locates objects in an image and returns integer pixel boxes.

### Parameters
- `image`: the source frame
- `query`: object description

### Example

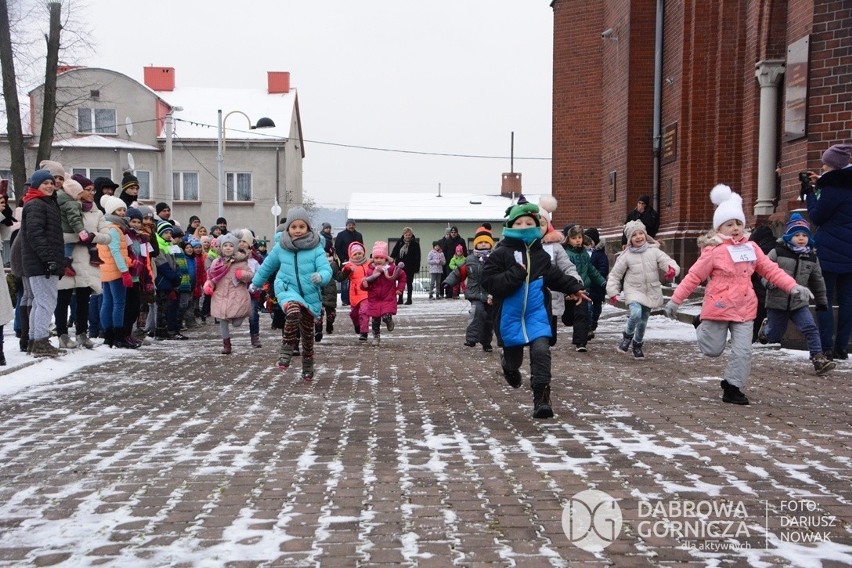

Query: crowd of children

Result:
[8,161,837,419]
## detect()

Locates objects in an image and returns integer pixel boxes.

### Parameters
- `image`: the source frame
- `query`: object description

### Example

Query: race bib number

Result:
[728,244,756,263]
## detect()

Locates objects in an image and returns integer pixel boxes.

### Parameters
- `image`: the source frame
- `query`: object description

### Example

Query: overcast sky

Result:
[75,0,554,207]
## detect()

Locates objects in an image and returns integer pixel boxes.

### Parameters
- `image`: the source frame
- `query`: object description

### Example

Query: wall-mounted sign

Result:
[662,122,678,165]
[784,35,809,142]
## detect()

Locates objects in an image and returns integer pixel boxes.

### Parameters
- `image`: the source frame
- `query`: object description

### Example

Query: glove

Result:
[396,261,405,271]
[609,295,619,306]
[78,230,94,243]
[664,266,676,282]
[248,283,258,294]
[121,271,133,288]
[663,299,680,320]
[45,261,59,276]
[513,250,524,267]
[0,206,15,227]
[790,285,815,301]
[235,268,244,281]
[816,304,828,312]
[203,280,215,296]
[310,272,322,284]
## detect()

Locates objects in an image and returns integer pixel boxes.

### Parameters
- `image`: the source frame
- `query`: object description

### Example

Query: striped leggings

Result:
[282,301,315,359]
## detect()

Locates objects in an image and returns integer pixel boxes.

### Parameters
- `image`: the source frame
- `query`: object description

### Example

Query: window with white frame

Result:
[77,108,117,134]
[226,172,252,202]
[136,171,151,200]
[173,172,199,201]
[71,168,112,182]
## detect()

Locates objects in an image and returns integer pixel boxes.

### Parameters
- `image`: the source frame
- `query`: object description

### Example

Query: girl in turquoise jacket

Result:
[252,207,331,381]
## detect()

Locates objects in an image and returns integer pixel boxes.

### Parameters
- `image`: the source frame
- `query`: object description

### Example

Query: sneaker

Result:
[632,343,644,358]
[383,314,395,332]
[501,354,522,389]
[586,331,595,341]
[812,353,836,375]
[576,344,588,353]
[58,334,77,349]
[278,346,293,370]
[359,333,368,342]
[464,341,476,348]
[482,344,493,353]
[618,333,633,353]
[167,332,189,340]
[720,380,750,405]
[757,318,769,344]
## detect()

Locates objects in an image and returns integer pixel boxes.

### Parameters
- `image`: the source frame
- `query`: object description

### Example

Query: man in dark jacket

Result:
[20,169,67,356]
[333,219,363,305]
[390,227,422,305]
[622,195,660,245]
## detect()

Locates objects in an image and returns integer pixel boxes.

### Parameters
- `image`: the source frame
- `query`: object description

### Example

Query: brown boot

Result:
[250,334,262,348]
[30,338,64,358]
[221,337,232,354]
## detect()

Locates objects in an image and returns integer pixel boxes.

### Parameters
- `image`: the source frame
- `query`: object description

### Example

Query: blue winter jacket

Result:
[482,237,584,348]
[807,166,852,273]
[252,239,332,317]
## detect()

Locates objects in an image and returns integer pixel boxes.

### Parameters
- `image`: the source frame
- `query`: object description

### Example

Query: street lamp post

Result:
[216,109,276,221]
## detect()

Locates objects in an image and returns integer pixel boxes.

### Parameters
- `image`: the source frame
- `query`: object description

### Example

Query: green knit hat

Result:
[504,194,540,227]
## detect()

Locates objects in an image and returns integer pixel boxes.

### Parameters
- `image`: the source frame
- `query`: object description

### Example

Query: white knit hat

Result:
[710,184,745,229]
[100,195,126,216]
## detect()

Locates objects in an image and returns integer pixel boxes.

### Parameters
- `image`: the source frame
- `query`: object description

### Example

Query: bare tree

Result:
[0,0,27,194]
[34,1,60,166]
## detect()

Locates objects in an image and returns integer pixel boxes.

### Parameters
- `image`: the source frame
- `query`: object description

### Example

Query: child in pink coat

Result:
[361,241,406,344]
[664,185,813,405]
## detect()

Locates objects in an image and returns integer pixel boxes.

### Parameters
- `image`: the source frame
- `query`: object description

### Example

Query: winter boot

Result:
[757,318,769,344]
[720,380,750,405]
[59,334,77,349]
[278,341,295,370]
[250,334,262,348]
[302,357,315,382]
[314,321,323,343]
[103,328,115,348]
[532,384,554,419]
[618,332,633,353]
[397,295,403,305]
[359,332,368,342]
[405,292,412,305]
[221,337,232,355]
[812,353,836,375]
[482,343,493,353]
[383,313,395,331]
[30,338,64,358]
[326,319,333,334]
[75,333,95,349]
[632,342,644,359]
[19,305,29,352]
[501,354,522,389]
[0,345,5,365]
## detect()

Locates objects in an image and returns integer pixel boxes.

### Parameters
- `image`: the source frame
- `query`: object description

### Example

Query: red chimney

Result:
[268,71,290,94]
[56,65,80,75]
[144,66,175,92]
[501,172,522,198]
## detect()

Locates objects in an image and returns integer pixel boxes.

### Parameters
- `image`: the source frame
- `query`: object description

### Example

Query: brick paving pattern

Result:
[0,300,849,566]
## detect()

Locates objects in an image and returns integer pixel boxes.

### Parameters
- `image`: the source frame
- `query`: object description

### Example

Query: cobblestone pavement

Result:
[0,299,849,566]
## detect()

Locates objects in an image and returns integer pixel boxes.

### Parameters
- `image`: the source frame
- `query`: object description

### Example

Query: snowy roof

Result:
[165,87,296,143]
[50,134,159,151]
[347,192,549,222]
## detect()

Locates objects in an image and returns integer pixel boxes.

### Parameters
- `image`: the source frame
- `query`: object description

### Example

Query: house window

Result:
[71,168,112,183]
[173,172,199,201]
[77,108,117,134]
[226,172,252,202]
[136,171,151,200]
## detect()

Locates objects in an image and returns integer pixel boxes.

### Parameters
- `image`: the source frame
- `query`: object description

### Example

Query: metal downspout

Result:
[652,0,665,212]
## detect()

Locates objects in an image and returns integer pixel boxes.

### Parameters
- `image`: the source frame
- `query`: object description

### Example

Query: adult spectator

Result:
[334,219,363,306]
[439,226,466,298]
[804,143,852,359]
[390,227,422,305]
[92,177,118,213]
[155,202,174,226]
[55,178,112,349]
[621,195,660,245]
[216,217,229,235]
[20,169,67,356]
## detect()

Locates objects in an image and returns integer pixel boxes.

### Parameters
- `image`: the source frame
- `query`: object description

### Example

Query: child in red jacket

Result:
[361,241,406,344]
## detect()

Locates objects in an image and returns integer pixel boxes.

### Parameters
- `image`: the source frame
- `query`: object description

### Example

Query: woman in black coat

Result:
[390,227,422,305]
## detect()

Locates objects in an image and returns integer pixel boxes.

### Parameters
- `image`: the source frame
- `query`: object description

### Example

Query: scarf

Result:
[785,241,811,255]
[22,188,51,204]
[628,243,649,254]
[279,229,321,252]
[473,249,491,262]
[82,201,94,212]
[502,227,541,245]
[105,214,129,231]
[399,240,410,258]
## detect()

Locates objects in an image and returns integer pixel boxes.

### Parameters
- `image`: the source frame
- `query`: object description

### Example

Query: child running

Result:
[606,219,679,358]
[338,242,371,341]
[205,233,254,354]
[664,184,811,405]
[757,213,835,375]
[251,207,331,381]
[361,241,406,345]
[482,195,589,419]
[443,225,495,352]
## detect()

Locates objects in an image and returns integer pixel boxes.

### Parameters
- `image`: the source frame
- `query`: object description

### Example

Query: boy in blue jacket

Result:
[482,195,589,419]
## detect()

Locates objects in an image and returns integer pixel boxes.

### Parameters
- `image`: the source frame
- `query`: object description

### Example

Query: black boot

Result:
[720,380,749,405]
[19,305,29,352]
[632,341,644,359]
[0,344,6,366]
[532,384,554,419]
[405,292,412,305]
[103,328,115,348]
[618,332,633,353]
[501,354,522,388]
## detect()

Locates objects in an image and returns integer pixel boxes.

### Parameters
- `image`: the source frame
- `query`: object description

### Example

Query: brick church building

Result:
[550,0,851,268]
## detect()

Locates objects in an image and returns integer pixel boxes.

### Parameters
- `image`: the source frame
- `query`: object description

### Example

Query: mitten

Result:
[310,272,322,284]
[203,280,215,296]
[816,304,828,312]
[790,285,815,301]
[664,266,676,282]
[121,271,133,288]
[235,268,244,281]
[513,250,524,266]
[45,261,58,276]
[396,261,405,271]
[609,295,619,306]
[663,300,680,320]
[360,280,370,290]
